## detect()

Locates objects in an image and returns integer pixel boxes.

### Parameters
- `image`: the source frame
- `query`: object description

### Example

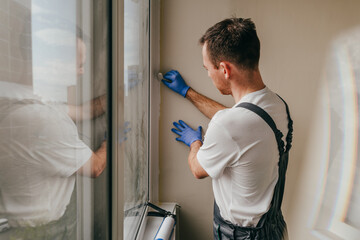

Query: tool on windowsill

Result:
[147,202,176,240]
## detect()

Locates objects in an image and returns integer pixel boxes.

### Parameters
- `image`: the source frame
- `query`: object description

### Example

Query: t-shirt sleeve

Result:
[26,105,92,177]
[197,120,240,179]
[34,132,93,177]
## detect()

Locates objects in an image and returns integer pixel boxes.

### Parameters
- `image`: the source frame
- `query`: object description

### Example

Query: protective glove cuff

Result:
[180,86,190,98]
[189,138,202,146]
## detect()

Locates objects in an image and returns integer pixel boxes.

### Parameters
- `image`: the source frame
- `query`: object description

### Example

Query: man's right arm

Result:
[77,141,107,178]
[162,70,227,119]
[186,87,226,119]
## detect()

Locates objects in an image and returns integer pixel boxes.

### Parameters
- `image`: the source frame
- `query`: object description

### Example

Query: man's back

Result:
[0,85,91,227]
[197,86,289,227]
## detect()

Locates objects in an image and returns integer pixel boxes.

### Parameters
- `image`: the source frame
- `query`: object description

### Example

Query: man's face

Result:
[201,43,230,95]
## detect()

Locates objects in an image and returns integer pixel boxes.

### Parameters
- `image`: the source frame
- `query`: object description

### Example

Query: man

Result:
[0,32,107,239]
[162,18,293,239]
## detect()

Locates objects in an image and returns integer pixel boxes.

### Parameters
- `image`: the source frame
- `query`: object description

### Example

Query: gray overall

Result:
[213,97,293,240]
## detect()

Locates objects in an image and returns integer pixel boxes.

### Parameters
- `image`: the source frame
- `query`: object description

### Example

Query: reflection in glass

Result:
[0,0,110,239]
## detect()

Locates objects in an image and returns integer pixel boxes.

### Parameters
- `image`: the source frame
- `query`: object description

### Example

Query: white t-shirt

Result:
[0,82,92,227]
[197,87,289,227]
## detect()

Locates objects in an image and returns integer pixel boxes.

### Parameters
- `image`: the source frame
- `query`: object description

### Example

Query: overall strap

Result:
[236,97,293,214]
[237,102,285,154]
[237,97,293,154]
[276,95,293,152]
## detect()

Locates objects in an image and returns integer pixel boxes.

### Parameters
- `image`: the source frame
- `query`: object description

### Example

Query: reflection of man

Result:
[162,18,292,239]
[0,34,106,239]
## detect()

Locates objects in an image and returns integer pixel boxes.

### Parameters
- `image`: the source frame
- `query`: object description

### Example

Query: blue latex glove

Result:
[171,120,202,147]
[162,70,190,97]
[119,121,131,144]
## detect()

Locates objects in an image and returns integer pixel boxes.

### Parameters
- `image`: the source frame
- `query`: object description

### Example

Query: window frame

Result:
[111,0,161,239]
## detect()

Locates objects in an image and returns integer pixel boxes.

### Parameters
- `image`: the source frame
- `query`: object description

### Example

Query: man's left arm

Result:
[189,140,208,179]
[171,120,209,179]
[68,94,107,121]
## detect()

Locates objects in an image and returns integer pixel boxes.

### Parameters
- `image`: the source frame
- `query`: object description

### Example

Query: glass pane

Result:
[123,0,150,238]
[0,0,110,239]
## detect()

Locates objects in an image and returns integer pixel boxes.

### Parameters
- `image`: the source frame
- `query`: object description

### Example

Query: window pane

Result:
[123,0,150,238]
[0,0,110,239]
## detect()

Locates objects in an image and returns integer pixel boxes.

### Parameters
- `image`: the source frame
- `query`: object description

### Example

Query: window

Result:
[0,0,155,239]
[0,0,111,239]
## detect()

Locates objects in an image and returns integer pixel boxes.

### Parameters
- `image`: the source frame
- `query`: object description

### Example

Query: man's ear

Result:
[219,61,231,79]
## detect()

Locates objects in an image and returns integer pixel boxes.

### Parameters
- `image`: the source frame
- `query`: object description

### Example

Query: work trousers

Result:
[213,202,288,240]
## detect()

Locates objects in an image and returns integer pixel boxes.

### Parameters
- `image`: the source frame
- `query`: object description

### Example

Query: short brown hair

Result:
[199,18,260,70]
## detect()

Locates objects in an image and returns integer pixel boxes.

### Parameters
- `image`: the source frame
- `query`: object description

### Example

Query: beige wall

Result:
[159,0,360,239]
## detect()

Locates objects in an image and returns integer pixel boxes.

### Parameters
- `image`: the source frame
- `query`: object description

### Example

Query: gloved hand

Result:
[162,70,190,97]
[104,121,131,144]
[118,121,131,144]
[171,120,202,147]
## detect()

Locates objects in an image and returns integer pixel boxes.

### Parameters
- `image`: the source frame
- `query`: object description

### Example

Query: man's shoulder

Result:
[210,107,261,132]
[213,107,249,120]
[3,101,73,132]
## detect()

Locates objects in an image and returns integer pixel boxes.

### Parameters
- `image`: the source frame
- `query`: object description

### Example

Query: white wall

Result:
[159,0,360,239]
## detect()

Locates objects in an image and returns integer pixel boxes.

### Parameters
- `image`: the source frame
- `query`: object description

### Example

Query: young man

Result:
[0,33,107,239]
[162,18,292,239]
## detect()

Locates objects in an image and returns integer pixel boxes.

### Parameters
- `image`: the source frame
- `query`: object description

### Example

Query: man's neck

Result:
[230,69,265,103]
